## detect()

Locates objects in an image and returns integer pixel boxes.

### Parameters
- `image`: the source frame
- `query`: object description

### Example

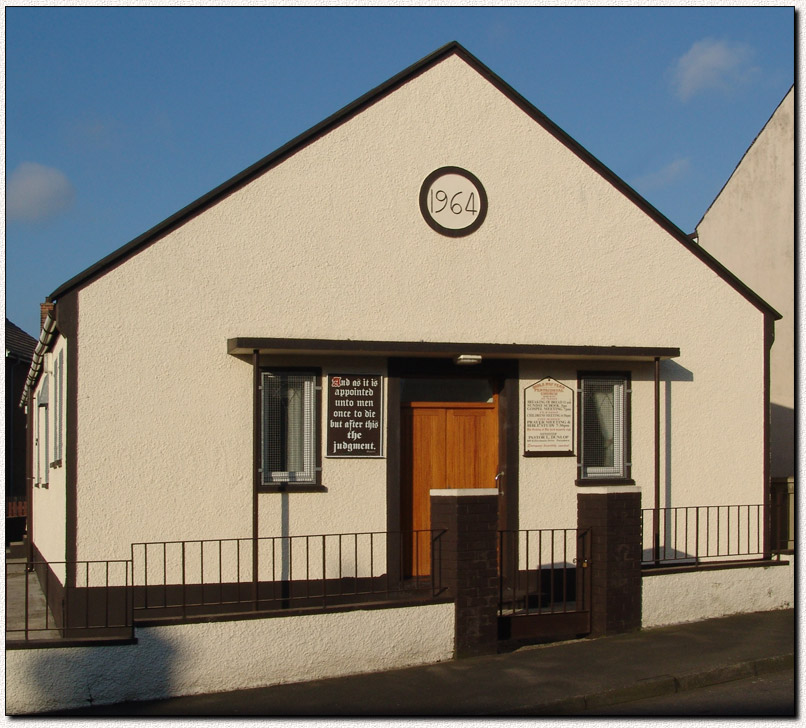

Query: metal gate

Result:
[498,527,592,642]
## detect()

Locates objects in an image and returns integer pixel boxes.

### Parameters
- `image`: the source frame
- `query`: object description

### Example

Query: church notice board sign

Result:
[326,374,383,457]
[524,377,574,456]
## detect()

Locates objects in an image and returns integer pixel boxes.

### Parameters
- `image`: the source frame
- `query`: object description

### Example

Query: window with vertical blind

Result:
[53,349,63,464]
[578,373,631,481]
[37,375,49,486]
[261,370,319,485]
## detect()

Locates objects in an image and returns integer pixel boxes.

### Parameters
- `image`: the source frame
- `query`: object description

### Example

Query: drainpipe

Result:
[252,349,260,610]
[653,357,660,564]
[763,317,774,559]
[25,398,34,569]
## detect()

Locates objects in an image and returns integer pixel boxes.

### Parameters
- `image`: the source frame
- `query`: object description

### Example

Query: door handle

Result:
[495,471,505,494]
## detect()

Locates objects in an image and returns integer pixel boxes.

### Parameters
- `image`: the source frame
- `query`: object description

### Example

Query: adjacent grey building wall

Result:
[696,87,794,479]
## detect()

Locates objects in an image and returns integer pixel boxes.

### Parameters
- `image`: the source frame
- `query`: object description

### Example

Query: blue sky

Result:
[5,6,795,337]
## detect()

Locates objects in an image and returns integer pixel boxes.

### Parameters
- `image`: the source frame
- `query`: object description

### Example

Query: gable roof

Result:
[6,318,37,362]
[47,41,780,320]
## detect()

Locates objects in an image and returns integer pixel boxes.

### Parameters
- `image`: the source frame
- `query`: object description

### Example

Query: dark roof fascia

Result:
[47,42,780,321]
[228,337,680,361]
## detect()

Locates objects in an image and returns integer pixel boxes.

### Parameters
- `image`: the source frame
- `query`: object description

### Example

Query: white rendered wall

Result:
[696,88,794,479]
[74,352,388,562]
[5,602,453,714]
[642,557,794,629]
[31,338,67,570]
[71,53,767,560]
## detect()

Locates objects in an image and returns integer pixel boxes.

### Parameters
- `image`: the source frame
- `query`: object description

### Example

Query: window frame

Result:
[576,371,634,485]
[51,349,64,467]
[257,367,323,492]
[36,375,50,487]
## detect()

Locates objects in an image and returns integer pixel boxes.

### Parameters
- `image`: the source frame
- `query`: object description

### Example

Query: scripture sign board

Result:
[524,377,574,455]
[327,374,383,457]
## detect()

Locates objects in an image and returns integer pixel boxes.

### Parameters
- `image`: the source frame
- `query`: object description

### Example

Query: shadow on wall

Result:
[632,360,693,512]
[663,361,693,511]
[770,403,795,478]
[11,631,176,715]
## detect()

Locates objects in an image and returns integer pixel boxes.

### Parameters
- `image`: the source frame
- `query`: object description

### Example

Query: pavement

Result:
[49,607,796,717]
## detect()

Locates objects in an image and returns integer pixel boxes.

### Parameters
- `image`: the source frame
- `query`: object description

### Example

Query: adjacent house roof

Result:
[46,41,780,320]
[6,318,37,362]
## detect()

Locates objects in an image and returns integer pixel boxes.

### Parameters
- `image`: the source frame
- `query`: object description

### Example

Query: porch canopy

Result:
[227,337,680,361]
[232,336,678,545]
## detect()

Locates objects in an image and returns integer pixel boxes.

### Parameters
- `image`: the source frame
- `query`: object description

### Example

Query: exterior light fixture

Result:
[454,354,482,366]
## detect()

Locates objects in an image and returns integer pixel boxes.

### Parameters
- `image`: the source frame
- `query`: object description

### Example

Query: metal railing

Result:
[5,559,134,642]
[131,530,444,619]
[641,504,778,566]
[498,528,591,617]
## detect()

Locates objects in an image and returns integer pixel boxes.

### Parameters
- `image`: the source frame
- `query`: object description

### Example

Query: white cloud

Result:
[631,157,691,193]
[671,38,758,101]
[7,162,75,222]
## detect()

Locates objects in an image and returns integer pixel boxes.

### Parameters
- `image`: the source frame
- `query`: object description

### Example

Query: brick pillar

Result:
[430,489,499,658]
[577,490,642,637]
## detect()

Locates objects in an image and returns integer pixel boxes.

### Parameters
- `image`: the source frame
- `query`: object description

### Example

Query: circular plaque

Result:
[419,166,487,237]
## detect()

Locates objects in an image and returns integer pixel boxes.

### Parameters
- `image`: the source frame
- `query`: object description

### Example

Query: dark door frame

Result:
[386,357,519,580]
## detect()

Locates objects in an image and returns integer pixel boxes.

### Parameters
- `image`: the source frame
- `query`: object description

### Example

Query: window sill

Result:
[258,484,328,494]
[575,478,636,486]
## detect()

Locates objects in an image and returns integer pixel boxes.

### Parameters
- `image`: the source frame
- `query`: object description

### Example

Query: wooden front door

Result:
[401,397,499,576]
